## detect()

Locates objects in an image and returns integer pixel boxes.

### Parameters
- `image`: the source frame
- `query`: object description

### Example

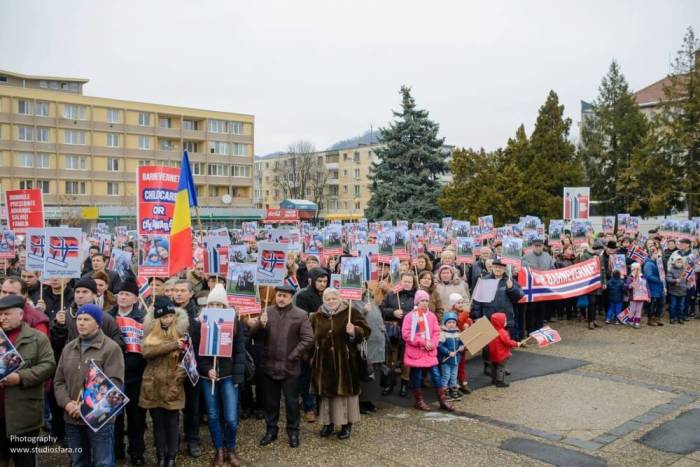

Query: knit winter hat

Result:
[442,311,458,325]
[448,293,464,308]
[75,277,98,295]
[207,283,228,307]
[77,304,103,326]
[119,276,139,296]
[153,296,176,319]
[414,290,430,304]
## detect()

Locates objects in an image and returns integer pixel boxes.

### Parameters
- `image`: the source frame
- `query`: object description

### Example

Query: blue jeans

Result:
[409,366,443,389]
[201,378,239,450]
[298,360,316,412]
[440,362,459,388]
[669,295,685,322]
[65,422,114,467]
[606,301,623,322]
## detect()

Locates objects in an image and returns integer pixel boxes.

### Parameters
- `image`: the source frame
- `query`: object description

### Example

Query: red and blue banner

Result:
[518,257,601,303]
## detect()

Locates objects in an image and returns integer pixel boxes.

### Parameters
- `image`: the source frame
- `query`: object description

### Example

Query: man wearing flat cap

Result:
[247,284,313,449]
[0,294,56,467]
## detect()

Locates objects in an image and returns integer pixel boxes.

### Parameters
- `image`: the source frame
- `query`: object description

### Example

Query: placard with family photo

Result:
[80,360,130,433]
[0,328,24,382]
[180,334,199,387]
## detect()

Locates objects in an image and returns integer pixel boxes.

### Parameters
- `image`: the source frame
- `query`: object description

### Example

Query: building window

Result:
[65,155,87,170]
[230,121,244,134]
[36,127,49,142]
[183,119,198,130]
[36,101,49,117]
[49,81,58,90]
[37,180,50,194]
[138,135,151,150]
[159,139,174,151]
[354,185,361,196]
[18,153,34,168]
[274,189,279,199]
[208,119,226,133]
[208,164,227,176]
[208,186,218,197]
[107,182,120,196]
[19,180,33,190]
[328,199,338,210]
[64,130,86,145]
[192,162,204,175]
[65,181,86,195]
[106,133,119,148]
[107,158,119,171]
[354,168,360,179]
[138,112,151,126]
[232,143,247,156]
[159,117,171,128]
[231,165,251,177]
[36,153,50,168]
[39,80,47,89]
[107,108,120,123]
[183,141,198,153]
[63,104,86,120]
[138,160,151,166]
[343,185,348,193]
[17,126,33,141]
[17,100,32,115]
[169,160,181,168]
[355,201,361,210]
[211,141,229,155]
[343,169,348,177]
[328,185,338,196]
[353,152,360,163]
[343,201,348,209]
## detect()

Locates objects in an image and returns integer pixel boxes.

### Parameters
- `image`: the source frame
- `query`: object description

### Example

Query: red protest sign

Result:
[5,189,44,234]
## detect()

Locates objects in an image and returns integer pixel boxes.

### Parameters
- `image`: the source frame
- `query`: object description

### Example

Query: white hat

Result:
[448,293,464,308]
[207,283,228,306]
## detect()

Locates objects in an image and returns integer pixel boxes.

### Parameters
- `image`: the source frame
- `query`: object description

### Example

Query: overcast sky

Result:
[1,0,698,155]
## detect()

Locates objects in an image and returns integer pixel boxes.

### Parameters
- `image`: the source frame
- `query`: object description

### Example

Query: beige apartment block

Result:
[0,69,257,225]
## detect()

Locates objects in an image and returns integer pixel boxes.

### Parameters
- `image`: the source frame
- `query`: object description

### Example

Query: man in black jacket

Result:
[292,267,329,422]
[107,277,147,465]
[379,272,416,397]
[81,254,123,294]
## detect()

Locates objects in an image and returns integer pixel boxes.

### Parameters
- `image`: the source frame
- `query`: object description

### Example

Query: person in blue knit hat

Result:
[437,311,465,401]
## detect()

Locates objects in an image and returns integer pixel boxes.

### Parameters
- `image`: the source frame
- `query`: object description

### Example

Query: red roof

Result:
[633,74,690,107]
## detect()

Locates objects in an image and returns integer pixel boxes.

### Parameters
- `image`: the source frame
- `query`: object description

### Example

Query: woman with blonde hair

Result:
[139,296,189,467]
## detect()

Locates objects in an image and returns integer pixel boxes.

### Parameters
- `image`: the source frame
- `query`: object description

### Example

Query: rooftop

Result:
[0,68,89,84]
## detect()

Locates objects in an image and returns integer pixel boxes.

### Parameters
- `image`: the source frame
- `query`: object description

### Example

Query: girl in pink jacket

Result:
[402,290,454,412]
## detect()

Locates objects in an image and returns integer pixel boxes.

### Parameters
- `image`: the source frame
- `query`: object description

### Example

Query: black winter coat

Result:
[379,288,415,322]
[41,285,74,321]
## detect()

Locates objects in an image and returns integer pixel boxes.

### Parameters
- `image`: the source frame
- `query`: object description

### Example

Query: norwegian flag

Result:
[30,234,44,258]
[528,326,561,348]
[617,307,634,325]
[48,236,79,266]
[629,246,649,264]
[260,250,285,273]
[137,276,152,299]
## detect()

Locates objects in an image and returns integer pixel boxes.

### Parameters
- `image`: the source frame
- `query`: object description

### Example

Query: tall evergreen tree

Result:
[660,27,700,217]
[579,61,650,214]
[365,86,448,222]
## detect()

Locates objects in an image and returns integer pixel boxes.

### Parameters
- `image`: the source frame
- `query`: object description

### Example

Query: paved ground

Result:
[41,316,700,466]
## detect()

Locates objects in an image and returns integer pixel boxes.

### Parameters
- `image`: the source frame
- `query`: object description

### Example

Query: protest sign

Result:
[501,237,523,267]
[548,220,564,248]
[115,316,144,354]
[602,217,615,234]
[471,279,499,303]
[180,334,199,386]
[617,213,629,234]
[256,242,289,286]
[339,256,364,300]
[571,220,588,245]
[393,228,409,260]
[227,262,259,313]
[357,243,378,283]
[377,230,394,263]
[43,227,82,279]
[80,360,130,433]
[479,215,495,239]
[0,328,24,382]
[228,244,248,263]
[198,308,235,357]
[627,216,640,234]
[330,273,341,289]
[389,257,402,292]
[459,317,498,356]
[609,254,627,277]
[518,256,602,303]
[456,237,475,264]
[0,229,16,260]
[563,187,590,221]
[242,222,257,241]
[109,249,133,281]
[323,225,343,256]
[5,189,44,234]
[25,227,45,272]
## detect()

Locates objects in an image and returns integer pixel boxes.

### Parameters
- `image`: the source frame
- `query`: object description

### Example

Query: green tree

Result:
[660,27,700,217]
[365,86,448,222]
[579,61,650,214]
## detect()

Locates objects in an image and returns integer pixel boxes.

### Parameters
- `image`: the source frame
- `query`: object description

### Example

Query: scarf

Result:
[409,307,430,343]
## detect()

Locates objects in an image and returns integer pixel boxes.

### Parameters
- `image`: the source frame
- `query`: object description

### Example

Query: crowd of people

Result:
[0,223,696,467]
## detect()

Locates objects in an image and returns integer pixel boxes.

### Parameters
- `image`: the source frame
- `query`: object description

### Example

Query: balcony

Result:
[156,126,181,138]
[92,121,125,133]
[182,129,206,140]
[326,177,339,185]
[125,124,156,136]
[58,118,92,131]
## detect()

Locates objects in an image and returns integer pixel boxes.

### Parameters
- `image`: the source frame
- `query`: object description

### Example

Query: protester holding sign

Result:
[197,284,247,467]
[139,296,189,467]
[54,304,125,467]
[0,294,55,467]
[107,276,147,465]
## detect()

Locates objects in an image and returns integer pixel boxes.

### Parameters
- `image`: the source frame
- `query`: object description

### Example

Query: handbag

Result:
[357,339,375,383]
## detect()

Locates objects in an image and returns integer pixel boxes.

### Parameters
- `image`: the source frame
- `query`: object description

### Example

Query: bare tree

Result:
[272,140,328,208]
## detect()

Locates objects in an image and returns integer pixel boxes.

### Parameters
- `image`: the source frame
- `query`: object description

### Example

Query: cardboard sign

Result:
[339,256,364,300]
[471,278,500,303]
[25,227,45,272]
[5,189,44,234]
[256,242,289,286]
[0,229,16,260]
[43,227,82,279]
[459,317,498,356]
[227,262,258,312]
[79,360,130,433]
[198,308,235,357]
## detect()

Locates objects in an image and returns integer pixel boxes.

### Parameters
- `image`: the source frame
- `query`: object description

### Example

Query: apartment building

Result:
[254,144,380,221]
[0,69,258,226]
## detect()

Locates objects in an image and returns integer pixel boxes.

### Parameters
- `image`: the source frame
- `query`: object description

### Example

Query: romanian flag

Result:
[169,151,197,276]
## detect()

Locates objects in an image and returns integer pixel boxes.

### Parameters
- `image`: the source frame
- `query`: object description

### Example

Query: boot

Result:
[413,389,431,411]
[226,448,241,467]
[212,449,224,467]
[398,380,408,397]
[655,316,664,326]
[337,423,352,440]
[319,424,334,437]
[647,316,655,326]
[157,453,166,467]
[494,365,509,388]
[436,388,455,412]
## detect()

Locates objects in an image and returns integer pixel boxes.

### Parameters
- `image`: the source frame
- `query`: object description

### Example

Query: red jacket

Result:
[487,313,518,364]
[22,302,49,337]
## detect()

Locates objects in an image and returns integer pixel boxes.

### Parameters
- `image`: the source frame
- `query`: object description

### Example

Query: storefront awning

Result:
[323,213,363,221]
[280,199,318,211]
